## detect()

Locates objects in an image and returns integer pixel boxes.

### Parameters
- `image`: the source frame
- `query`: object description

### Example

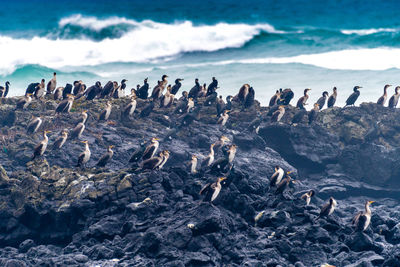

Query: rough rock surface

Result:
[0,95,398,266]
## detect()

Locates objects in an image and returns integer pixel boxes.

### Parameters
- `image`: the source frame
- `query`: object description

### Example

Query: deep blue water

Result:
[2,0,400,106]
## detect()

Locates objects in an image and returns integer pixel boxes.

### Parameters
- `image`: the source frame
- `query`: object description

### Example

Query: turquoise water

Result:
[2,0,400,106]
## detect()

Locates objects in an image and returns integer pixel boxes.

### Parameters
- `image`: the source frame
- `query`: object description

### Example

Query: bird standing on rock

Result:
[46,72,57,95]
[52,130,68,150]
[53,87,64,100]
[122,96,137,119]
[352,200,375,232]
[99,102,112,121]
[32,130,51,160]
[207,77,218,96]
[96,145,114,167]
[308,103,319,124]
[189,78,201,99]
[316,197,337,220]
[300,190,315,206]
[327,87,337,108]
[296,89,311,109]
[34,79,46,99]
[142,137,160,161]
[151,75,168,100]
[55,94,74,114]
[377,84,391,106]
[70,121,85,140]
[270,166,285,187]
[77,140,91,168]
[278,88,294,105]
[27,116,42,134]
[137,78,149,99]
[271,106,285,122]
[269,90,281,107]
[171,78,183,95]
[388,86,400,108]
[201,143,215,169]
[316,91,329,110]
[217,110,230,126]
[189,155,198,174]
[200,177,227,203]
[345,86,362,107]
[16,94,33,110]
[275,172,295,195]
[141,150,169,170]
[0,81,10,97]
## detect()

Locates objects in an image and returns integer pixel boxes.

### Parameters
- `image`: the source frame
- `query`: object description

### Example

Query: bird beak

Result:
[154,138,160,141]
[220,177,227,181]
[287,171,292,174]
[369,201,375,204]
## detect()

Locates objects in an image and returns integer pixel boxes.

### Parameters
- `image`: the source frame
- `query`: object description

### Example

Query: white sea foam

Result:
[167,48,400,71]
[340,28,397,35]
[0,15,285,75]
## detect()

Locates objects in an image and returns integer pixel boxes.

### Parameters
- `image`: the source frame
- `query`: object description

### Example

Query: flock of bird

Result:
[2,72,383,234]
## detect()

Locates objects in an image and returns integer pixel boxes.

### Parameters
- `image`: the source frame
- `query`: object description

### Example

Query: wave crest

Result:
[340,28,397,35]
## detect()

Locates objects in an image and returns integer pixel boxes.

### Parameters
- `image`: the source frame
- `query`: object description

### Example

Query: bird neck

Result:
[365,203,371,215]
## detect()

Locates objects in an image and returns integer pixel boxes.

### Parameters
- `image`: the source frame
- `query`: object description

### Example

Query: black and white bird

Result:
[32,130,51,160]
[316,197,337,220]
[52,130,68,150]
[99,102,112,121]
[26,116,42,134]
[55,94,74,113]
[142,137,160,161]
[352,200,375,232]
[16,94,33,110]
[316,91,329,110]
[70,121,85,139]
[77,140,91,168]
[345,86,362,107]
[388,86,400,108]
[270,166,285,187]
[34,79,46,99]
[0,81,10,97]
[217,110,229,126]
[327,87,337,108]
[96,145,114,167]
[300,190,315,206]
[46,72,57,95]
[122,96,137,119]
[199,177,227,203]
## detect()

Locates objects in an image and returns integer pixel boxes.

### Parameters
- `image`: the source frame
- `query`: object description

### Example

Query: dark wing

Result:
[271,110,280,122]
[316,97,325,109]
[96,153,111,167]
[377,96,385,105]
[346,92,358,105]
[142,145,156,160]
[352,211,362,225]
[16,98,26,109]
[388,95,395,108]
[269,95,278,107]
[319,203,330,217]
[141,157,161,170]
[296,96,305,109]
[34,143,44,156]
[199,183,212,195]
[52,137,63,150]
[355,214,368,231]
[56,100,68,113]
[129,145,145,163]
[201,156,211,168]
[270,171,278,186]
[77,153,85,167]
[327,95,336,107]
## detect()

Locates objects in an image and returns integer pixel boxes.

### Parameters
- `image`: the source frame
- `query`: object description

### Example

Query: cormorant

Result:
[277,88,294,105]
[137,78,149,99]
[72,81,81,95]
[62,83,73,99]
[300,190,315,206]
[234,84,250,103]
[70,122,85,139]
[352,200,375,232]
[217,110,229,126]
[377,84,391,106]
[206,77,218,96]
[16,94,33,110]
[122,96,137,119]
[99,102,112,121]
[86,81,102,101]
[269,90,281,107]
[129,141,147,163]
[271,106,285,122]
[171,78,183,95]
[186,98,194,113]
[52,130,68,150]
[46,72,57,95]
[188,78,201,99]
[216,95,225,116]
[199,177,227,202]
[198,83,207,98]
[27,116,42,134]
[174,93,188,114]
[345,86,362,107]
[26,82,39,95]
[53,87,63,100]
[270,166,285,187]
[142,137,159,161]
[157,150,170,169]
[316,91,329,110]
[388,86,400,108]
[308,103,319,124]
[141,150,168,170]
[291,109,307,124]
[77,110,88,124]
[34,79,46,99]
[189,155,198,174]
[151,75,168,99]
[100,81,113,98]
[296,89,311,109]
[213,136,230,153]
[55,94,74,114]
[316,197,337,220]
[275,172,295,195]
[32,130,51,160]
[327,87,337,108]
[140,100,155,117]
[201,143,215,168]
[113,79,127,98]
[225,95,233,110]
[160,85,174,108]
[244,87,255,109]
[77,140,91,168]
[0,81,10,97]
[204,92,217,106]
[96,145,114,167]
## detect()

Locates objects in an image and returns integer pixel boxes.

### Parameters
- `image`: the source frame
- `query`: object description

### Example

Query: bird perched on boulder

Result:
[199,177,227,203]
[352,200,375,232]
[345,86,362,107]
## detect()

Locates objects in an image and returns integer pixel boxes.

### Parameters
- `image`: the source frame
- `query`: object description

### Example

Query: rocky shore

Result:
[0,95,399,266]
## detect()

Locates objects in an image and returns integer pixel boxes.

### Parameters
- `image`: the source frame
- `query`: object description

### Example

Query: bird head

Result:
[323,91,329,97]
[367,200,375,205]
[45,130,51,134]
[192,155,197,159]
[109,145,114,149]
[151,137,160,142]
[218,177,227,182]
[221,136,230,142]
[81,140,88,144]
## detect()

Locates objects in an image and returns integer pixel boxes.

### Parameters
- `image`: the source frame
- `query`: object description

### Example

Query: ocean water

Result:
[2,0,400,107]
